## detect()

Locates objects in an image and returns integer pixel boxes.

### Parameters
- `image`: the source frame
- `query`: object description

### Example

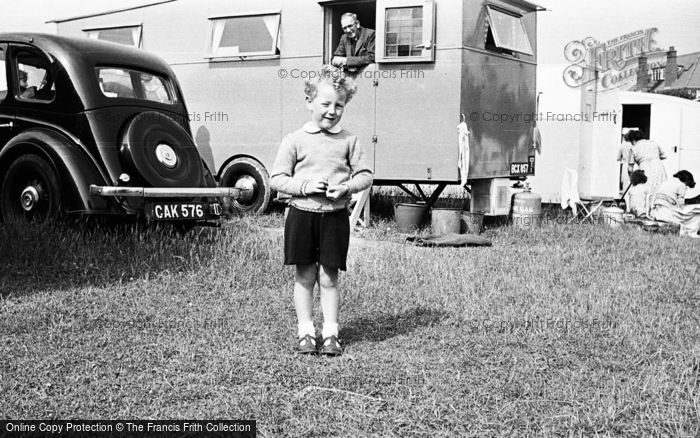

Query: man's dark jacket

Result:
[333,27,376,68]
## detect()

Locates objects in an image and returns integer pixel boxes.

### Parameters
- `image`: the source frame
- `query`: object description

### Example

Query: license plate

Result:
[145,202,220,221]
[509,162,530,176]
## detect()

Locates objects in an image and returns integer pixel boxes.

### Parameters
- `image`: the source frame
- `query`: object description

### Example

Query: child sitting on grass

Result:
[270,66,373,356]
[626,169,650,217]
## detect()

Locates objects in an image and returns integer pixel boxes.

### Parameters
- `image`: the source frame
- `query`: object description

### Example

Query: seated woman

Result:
[650,170,700,238]
[626,170,650,217]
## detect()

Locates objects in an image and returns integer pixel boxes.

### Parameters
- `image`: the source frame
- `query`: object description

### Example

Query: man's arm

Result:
[332,35,348,67]
[333,35,348,57]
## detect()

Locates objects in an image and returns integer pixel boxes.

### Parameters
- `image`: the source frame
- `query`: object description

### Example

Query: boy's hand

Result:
[326,184,349,200]
[304,178,328,195]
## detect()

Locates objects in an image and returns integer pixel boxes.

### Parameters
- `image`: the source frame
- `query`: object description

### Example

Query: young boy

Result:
[270,66,373,356]
[626,169,650,217]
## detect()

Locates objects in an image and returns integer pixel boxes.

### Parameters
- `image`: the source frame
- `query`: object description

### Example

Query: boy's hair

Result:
[630,169,647,186]
[304,65,357,103]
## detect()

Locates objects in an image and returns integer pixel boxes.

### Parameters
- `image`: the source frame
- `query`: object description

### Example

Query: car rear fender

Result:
[0,128,113,214]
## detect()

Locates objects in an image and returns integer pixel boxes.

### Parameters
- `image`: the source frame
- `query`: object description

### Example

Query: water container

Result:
[602,206,624,228]
[431,208,461,234]
[511,187,542,229]
[394,203,428,233]
[461,211,485,234]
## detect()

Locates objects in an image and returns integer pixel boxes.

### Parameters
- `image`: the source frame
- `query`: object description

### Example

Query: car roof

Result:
[0,32,173,75]
[0,32,179,110]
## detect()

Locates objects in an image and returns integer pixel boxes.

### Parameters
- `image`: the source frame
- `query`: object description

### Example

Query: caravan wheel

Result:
[220,157,271,214]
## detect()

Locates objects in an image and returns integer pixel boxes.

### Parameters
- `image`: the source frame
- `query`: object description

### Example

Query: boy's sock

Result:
[321,322,339,340]
[297,320,316,339]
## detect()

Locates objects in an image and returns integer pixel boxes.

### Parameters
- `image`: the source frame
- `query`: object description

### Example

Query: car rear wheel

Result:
[220,157,271,214]
[1,154,61,222]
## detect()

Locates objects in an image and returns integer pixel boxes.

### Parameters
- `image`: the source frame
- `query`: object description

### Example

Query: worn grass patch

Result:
[1,215,699,437]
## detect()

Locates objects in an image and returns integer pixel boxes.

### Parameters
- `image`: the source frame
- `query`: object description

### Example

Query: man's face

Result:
[341,16,360,39]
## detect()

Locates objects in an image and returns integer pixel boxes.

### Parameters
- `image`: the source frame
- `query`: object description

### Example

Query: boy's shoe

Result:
[320,335,342,356]
[296,334,317,354]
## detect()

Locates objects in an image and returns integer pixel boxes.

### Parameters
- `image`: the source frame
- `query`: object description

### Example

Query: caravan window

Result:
[376,0,435,63]
[85,25,143,48]
[385,7,423,57]
[208,13,281,58]
[485,6,533,56]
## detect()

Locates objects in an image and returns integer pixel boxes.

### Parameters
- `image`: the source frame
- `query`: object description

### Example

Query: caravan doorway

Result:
[621,104,651,191]
[622,104,651,138]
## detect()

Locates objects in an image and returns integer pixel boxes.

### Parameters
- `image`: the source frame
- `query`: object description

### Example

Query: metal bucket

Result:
[602,206,624,228]
[461,211,485,234]
[431,208,461,234]
[394,203,427,233]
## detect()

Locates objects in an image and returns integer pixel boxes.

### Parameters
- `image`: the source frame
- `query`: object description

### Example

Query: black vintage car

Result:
[0,33,248,224]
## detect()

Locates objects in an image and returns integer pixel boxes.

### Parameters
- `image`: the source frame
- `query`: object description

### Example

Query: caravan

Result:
[53,0,541,214]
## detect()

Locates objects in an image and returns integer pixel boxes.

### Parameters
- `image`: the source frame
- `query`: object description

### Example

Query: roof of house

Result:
[648,51,700,91]
[666,53,700,90]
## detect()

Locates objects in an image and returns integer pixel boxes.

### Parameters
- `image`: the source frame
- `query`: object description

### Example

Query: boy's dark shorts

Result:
[284,206,350,271]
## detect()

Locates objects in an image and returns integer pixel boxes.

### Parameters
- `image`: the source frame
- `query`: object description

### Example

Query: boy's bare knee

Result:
[318,265,339,289]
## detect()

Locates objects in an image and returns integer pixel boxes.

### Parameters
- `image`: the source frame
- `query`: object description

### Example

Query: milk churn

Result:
[511,184,542,229]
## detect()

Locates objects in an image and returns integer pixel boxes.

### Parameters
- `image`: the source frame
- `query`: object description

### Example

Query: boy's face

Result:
[307,82,347,131]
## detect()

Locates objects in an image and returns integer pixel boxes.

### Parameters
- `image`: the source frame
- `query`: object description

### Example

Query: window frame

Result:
[0,44,7,103]
[95,66,178,104]
[376,0,435,63]
[13,47,55,104]
[484,5,533,56]
[83,24,143,48]
[206,11,281,60]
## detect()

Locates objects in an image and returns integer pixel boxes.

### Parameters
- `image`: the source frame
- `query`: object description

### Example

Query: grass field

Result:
[1,202,699,437]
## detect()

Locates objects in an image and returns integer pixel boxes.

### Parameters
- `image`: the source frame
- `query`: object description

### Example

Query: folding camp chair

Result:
[349,187,371,229]
[560,168,605,223]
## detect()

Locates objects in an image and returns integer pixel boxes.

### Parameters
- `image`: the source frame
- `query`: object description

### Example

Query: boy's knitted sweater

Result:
[270,122,373,212]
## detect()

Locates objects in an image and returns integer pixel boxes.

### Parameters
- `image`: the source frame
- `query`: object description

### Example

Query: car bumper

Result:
[89,184,252,221]
[89,184,251,200]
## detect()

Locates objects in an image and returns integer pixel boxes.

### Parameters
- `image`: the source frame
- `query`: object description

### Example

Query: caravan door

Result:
[648,101,682,182]
[579,90,621,198]
[321,2,378,173]
[679,102,700,198]
[373,0,460,182]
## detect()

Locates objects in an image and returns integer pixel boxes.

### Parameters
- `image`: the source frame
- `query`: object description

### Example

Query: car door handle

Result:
[0,122,13,129]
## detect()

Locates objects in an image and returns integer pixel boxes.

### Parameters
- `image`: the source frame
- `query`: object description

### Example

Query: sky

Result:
[536,0,700,64]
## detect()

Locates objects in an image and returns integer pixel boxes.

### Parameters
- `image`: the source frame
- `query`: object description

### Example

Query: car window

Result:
[96,67,176,104]
[0,46,7,102]
[16,49,55,102]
